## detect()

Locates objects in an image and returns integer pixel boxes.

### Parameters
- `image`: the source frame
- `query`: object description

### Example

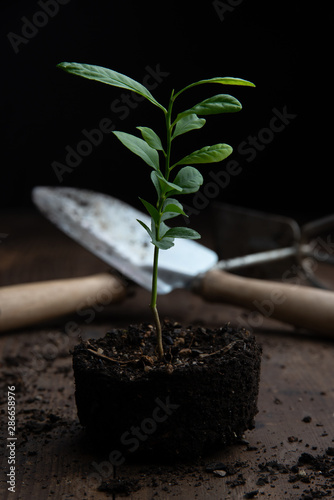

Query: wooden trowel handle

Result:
[199,269,334,335]
[0,273,126,332]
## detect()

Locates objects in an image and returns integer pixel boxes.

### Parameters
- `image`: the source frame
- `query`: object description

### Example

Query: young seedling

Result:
[57,62,255,359]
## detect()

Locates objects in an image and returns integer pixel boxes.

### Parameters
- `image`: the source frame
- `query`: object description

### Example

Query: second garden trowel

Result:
[212,202,334,288]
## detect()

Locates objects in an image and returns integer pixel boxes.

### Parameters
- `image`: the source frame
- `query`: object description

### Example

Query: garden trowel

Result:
[1,186,334,335]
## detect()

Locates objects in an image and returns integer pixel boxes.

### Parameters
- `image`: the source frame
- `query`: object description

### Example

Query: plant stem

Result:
[150,245,164,359]
[164,91,174,180]
[150,92,175,360]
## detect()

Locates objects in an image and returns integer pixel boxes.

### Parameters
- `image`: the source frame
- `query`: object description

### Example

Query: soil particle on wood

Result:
[97,478,141,496]
[302,416,312,423]
[244,490,259,499]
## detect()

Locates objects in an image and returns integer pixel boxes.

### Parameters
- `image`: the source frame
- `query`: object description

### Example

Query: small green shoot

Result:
[57,62,255,359]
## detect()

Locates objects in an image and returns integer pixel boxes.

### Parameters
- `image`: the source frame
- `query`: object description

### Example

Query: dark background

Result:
[1,1,333,221]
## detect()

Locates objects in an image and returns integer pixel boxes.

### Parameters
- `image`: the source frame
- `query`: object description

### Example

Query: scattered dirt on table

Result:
[1,326,334,499]
[203,451,334,500]
[90,449,334,498]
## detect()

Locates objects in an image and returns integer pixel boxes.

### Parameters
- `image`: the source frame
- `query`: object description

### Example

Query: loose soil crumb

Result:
[97,478,141,496]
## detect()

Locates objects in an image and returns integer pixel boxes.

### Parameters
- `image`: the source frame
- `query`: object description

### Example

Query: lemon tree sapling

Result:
[57,62,255,359]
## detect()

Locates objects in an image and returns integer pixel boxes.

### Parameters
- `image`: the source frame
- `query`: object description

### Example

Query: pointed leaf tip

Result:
[176,144,233,166]
[113,131,160,170]
[57,62,167,112]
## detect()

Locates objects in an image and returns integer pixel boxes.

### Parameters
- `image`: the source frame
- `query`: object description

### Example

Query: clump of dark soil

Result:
[97,478,141,496]
[72,321,262,460]
[203,451,334,500]
[254,452,334,499]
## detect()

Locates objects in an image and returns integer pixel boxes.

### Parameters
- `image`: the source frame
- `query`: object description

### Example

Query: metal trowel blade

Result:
[32,187,218,295]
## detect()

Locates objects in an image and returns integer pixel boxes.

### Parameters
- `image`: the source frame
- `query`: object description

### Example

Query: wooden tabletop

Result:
[1,209,334,500]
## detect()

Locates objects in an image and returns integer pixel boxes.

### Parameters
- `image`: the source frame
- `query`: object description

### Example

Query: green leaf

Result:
[137,218,174,249]
[172,114,206,139]
[137,219,153,239]
[113,131,159,170]
[164,227,201,239]
[137,127,165,152]
[151,221,175,249]
[139,198,159,224]
[197,77,255,87]
[174,76,255,98]
[151,170,183,195]
[57,62,167,112]
[154,237,175,250]
[175,144,233,166]
[151,170,161,198]
[157,221,170,238]
[161,202,187,221]
[168,166,203,195]
[175,94,241,123]
[163,198,184,210]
